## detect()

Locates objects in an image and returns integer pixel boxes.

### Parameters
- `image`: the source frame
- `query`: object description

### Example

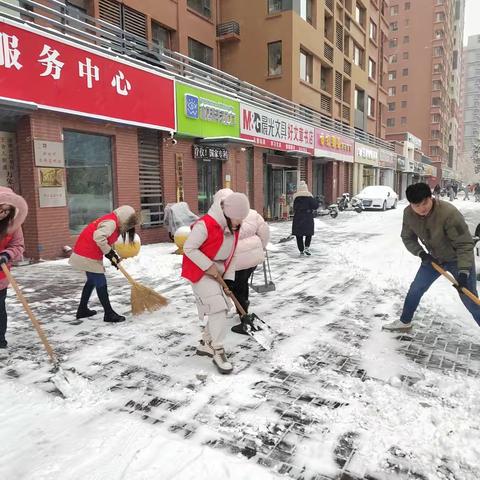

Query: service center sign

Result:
[0,19,175,131]
[240,103,314,154]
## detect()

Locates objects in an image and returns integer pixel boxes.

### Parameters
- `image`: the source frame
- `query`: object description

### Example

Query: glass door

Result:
[285,169,298,217]
[197,158,222,214]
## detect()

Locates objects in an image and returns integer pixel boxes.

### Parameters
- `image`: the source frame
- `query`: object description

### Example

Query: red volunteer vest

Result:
[181,214,239,283]
[73,212,120,260]
[0,234,14,280]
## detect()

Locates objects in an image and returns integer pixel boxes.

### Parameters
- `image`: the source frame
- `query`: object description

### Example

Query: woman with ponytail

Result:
[69,205,139,323]
[0,187,28,349]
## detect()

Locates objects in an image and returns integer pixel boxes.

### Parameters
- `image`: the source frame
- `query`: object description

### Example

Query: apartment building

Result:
[461,35,480,181]
[18,0,219,67]
[385,0,465,182]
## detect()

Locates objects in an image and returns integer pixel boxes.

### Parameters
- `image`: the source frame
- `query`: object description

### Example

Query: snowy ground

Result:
[1,198,480,480]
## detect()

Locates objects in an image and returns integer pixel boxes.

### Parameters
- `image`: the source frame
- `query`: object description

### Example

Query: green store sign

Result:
[175,83,240,138]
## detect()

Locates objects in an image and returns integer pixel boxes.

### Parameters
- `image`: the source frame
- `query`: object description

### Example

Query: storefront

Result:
[240,103,314,219]
[0,18,176,259]
[175,82,242,213]
[313,128,354,203]
[353,143,379,194]
[378,149,396,190]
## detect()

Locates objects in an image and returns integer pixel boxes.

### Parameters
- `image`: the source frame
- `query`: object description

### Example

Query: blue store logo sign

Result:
[185,94,199,119]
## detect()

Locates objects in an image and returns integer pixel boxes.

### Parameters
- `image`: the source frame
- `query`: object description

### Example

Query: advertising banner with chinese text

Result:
[378,148,396,169]
[314,128,354,162]
[240,103,314,154]
[176,82,239,138]
[355,142,379,167]
[0,19,175,131]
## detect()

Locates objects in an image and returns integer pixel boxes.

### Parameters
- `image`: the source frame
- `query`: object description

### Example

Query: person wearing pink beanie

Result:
[182,190,250,374]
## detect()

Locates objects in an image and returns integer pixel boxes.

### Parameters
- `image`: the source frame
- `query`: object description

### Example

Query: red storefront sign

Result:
[0,19,175,130]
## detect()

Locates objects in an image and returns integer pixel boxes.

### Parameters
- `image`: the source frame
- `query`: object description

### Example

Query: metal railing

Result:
[216,21,240,37]
[0,0,394,151]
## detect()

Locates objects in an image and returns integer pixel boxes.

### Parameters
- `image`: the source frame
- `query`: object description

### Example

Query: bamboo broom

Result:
[116,263,168,315]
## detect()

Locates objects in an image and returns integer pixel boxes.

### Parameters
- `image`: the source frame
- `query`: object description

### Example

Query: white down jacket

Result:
[234,209,270,271]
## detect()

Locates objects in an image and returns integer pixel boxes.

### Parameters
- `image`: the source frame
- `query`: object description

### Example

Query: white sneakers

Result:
[196,339,233,374]
[382,319,413,332]
[304,248,312,256]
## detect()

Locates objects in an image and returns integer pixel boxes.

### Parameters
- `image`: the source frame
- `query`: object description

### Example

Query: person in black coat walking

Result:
[292,181,319,256]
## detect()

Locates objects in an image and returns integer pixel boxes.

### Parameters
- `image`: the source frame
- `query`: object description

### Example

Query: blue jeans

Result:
[85,272,107,288]
[400,261,480,326]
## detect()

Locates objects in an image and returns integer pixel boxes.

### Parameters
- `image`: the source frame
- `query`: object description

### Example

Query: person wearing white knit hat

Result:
[182,190,250,374]
[292,181,319,256]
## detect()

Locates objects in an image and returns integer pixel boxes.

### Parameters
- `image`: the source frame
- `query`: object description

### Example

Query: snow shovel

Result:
[250,250,276,293]
[215,275,274,350]
[431,261,480,305]
[116,262,168,315]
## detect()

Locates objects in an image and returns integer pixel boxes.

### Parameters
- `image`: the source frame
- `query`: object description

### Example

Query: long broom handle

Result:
[215,274,248,316]
[116,263,137,286]
[1,264,58,365]
[431,261,480,306]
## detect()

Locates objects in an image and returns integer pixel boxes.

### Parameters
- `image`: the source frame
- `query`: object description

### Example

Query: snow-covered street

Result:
[1,200,480,480]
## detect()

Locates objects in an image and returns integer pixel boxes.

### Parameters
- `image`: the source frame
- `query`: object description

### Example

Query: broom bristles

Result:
[130,281,168,315]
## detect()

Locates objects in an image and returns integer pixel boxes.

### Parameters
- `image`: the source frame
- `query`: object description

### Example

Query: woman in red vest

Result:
[0,187,28,349]
[182,192,250,374]
[69,205,138,323]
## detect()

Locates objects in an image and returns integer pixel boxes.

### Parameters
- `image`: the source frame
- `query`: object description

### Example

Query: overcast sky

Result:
[464,0,480,44]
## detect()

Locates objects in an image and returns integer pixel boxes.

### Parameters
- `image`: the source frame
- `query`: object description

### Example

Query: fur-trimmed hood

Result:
[0,187,28,233]
[114,205,138,233]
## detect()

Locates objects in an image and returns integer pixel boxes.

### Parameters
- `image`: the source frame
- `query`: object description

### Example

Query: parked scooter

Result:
[336,192,363,213]
[313,195,339,218]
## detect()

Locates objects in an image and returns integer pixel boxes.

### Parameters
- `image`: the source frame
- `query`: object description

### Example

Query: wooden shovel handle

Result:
[431,261,480,306]
[1,264,58,365]
[214,274,247,316]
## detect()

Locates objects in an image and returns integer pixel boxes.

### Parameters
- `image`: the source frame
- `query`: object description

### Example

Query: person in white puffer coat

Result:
[224,202,270,334]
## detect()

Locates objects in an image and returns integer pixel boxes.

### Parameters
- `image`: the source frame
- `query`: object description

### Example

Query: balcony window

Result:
[402,68,409,76]
[388,86,396,96]
[353,43,363,67]
[300,49,313,83]
[152,22,171,51]
[388,102,396,112]
[387,118,395,127]
[401,84,408,92]
[389,38,398,48]
[390,22,398,32]
[300,0,313,24]
[368,58,376,79]
[432,97,441,107]
[403,51,409,60]
[355,3,366,27]
[369,20,377,41]
[367,96,375,117]
[268,0,287,13]
[268,41,282,76]
[389,54,397,64]
[188,38,213,66]
[390,4,399,15]
[187,0,211,18]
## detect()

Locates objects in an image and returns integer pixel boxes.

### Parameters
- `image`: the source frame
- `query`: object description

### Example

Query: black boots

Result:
[76,282,97,319]
[96,286,125,323]
[0,338,7,349]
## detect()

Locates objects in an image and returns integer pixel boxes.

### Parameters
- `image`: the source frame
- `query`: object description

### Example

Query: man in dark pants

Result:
[383,182,480,331]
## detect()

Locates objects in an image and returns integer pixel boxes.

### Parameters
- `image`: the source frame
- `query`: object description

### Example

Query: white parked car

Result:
[355,186,398,210]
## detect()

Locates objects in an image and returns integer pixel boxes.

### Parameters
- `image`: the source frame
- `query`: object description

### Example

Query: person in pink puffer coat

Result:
[216,192,269,334]
[0,187,28,349]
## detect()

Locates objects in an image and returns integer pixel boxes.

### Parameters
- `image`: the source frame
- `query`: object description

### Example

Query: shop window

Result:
[268,41,282,76]
[64,131,113,234]
[187,0,211,18]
